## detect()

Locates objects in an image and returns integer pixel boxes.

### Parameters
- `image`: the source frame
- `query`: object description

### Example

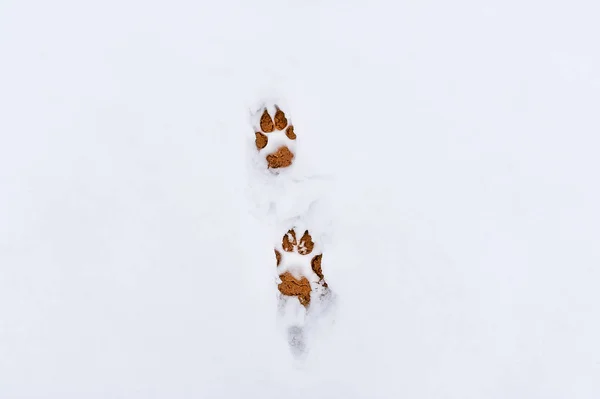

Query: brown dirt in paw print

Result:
[255,132,267,149]
[311,254,328,288]
[282,230,297,252]
[285,125,296,140]
[298,231,314,255]
[253,106,296,169]
[275,229,329,306]
[278,272,311,307]
[274,108,288,130]
[260,110,274,132]
[266,146,294,169]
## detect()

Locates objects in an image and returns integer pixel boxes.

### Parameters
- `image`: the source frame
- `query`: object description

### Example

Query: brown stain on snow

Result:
[274,108,288,130]
[260,109,274,132]
[278,272,311,307]
[285,125,296,140]
[266,146,294,169]
[298,230,314,255]
[255,132,267,149]
[282,229,297,252]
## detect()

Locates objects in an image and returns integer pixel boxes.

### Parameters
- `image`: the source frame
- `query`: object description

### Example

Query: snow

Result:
[1,0,600,398]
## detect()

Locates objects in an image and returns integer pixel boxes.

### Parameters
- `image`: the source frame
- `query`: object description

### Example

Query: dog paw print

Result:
[252,104,296,169]
[274,229,328,307]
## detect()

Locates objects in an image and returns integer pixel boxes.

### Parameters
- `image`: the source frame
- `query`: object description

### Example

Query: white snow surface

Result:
[1,0,600,398]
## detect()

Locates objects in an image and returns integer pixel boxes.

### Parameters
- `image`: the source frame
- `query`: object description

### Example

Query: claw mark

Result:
[275,249,282,266]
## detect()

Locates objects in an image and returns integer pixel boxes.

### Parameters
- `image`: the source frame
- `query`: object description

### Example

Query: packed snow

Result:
[1,0,600,398]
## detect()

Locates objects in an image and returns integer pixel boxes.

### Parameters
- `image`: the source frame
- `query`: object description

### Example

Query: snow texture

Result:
[2,0,600,398]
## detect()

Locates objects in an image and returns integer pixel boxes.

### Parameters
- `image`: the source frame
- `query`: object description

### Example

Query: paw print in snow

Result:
[252,103,296,169]
[274,229,328,307]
